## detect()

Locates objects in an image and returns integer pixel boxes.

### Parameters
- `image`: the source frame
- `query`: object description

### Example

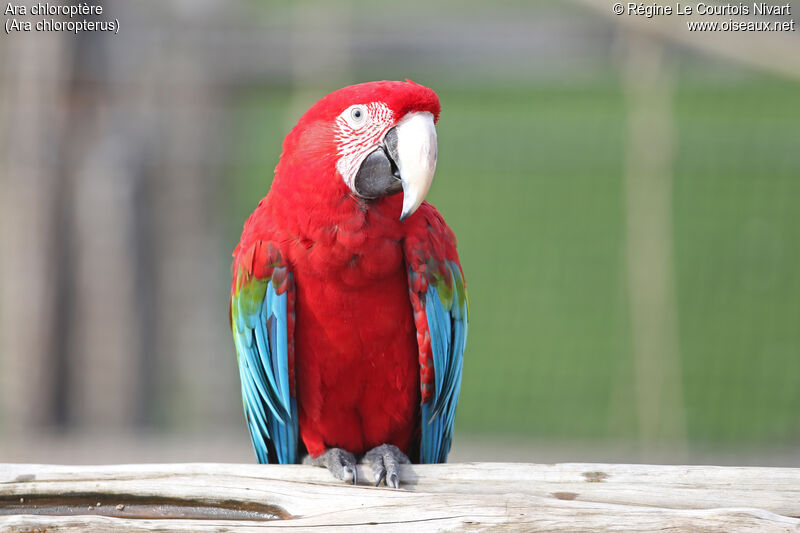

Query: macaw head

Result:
[277,80,441,221]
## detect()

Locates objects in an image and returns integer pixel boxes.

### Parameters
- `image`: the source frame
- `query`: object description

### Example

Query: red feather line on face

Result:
[334,102,395,187]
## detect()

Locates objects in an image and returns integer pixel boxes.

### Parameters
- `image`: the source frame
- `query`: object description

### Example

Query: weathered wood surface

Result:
[1,462,799,532]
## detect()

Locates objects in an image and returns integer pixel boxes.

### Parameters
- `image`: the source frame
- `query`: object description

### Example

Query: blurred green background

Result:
[1,0,798,464]
[231,76,800,450]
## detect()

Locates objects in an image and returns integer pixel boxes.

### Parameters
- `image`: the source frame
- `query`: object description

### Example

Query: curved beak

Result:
[392,111,438,221]
[352,111,438,220]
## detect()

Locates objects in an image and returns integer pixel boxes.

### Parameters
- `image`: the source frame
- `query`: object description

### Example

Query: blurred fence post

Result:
[0,30,71,432]
[66,30,142,432]
[621,32,687,459]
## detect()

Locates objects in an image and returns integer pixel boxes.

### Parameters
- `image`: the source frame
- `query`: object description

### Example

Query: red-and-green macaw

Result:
[230,80,467,488]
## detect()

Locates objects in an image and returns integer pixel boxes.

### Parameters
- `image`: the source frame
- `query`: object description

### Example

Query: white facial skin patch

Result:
[335,102,395,190]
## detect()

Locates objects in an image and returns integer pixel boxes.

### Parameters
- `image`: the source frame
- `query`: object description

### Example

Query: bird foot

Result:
[303,448,358,485]
[362,444,410,489]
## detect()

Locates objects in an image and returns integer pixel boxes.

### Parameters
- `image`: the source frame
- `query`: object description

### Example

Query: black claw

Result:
[375,470,386,487]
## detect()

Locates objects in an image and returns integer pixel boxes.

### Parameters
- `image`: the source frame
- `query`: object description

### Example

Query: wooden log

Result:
[0,462,799,532]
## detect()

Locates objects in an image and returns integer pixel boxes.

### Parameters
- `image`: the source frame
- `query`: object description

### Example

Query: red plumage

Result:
[232,80,460,459]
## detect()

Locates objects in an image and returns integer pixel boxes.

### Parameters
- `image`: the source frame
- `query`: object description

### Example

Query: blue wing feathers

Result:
[419,260,467,464]
[238,352,271,464]
[426,287,447,412]
[233,274,298,464]
[267,284,292,413]
[252,318,285,420]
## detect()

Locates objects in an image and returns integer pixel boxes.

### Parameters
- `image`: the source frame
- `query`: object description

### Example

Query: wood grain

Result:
[1,462,799,532]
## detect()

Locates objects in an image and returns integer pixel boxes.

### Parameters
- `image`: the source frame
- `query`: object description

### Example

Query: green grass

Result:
[227,75,800,447]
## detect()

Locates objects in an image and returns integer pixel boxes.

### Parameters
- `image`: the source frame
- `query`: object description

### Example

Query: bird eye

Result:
[350,106,366,123]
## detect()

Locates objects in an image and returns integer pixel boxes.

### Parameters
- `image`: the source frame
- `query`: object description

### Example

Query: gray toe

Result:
[363,444,410,489]
[305,448,358,485]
